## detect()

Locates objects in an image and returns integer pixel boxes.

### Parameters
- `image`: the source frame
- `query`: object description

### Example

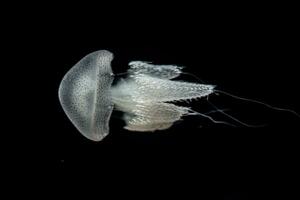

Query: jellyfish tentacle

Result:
[206,97,267,128]
[128,61,183,79]
[111,70,215,131]
[215,90,300,119]
[131,74,215,102]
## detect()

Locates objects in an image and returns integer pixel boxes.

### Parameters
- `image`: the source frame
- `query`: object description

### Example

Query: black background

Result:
[4,3,300,199]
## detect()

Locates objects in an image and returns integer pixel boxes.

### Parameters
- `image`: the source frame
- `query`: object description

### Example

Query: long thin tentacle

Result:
[188,109,237,127]
[206,96,267,128]
[215,90,300,119]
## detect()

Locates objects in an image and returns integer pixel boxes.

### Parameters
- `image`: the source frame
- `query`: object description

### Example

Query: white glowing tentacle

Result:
[131,74,215,102]
[111,71,215,132]
[128,61,183,79]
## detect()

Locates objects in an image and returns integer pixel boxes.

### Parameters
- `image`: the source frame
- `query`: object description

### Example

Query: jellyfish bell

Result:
[58,50,115,141]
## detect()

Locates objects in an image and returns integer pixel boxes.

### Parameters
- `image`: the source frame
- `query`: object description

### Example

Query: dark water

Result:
[4,4,299,199]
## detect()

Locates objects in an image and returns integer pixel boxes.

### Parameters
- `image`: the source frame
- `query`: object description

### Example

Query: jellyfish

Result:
[59,50,299,141]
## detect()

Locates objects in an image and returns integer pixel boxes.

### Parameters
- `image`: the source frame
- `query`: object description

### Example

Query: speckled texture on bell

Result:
[58,50,114,141]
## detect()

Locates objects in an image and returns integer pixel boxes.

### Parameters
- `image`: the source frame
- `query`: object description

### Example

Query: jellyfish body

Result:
[59,50,114,141]
[59,50,215,141]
